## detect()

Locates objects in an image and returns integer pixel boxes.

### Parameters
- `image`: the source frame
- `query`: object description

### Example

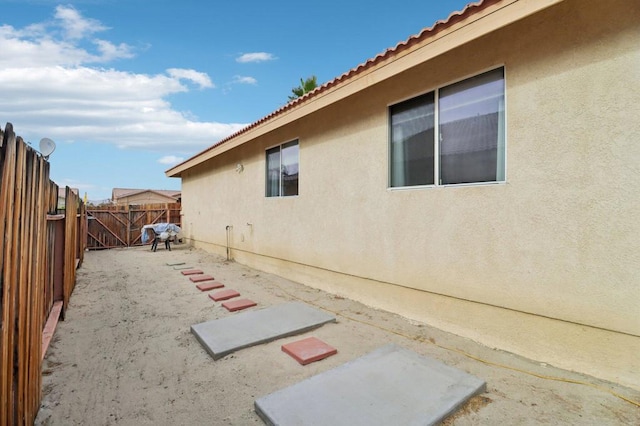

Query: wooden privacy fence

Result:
[87,203,181,249]
[0,123,86,425]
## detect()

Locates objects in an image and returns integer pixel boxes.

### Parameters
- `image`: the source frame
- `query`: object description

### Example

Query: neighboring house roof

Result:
[166,0,563,178]
[57,187,79,209]
[58,187,79,198]
[112,188,181,200]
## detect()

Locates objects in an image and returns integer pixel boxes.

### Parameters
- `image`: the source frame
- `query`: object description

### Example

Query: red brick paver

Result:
[281,337,337,365]
[190,274,215,283]
[196,282,225,291]
[181,269,203,275]
[222,299,257,312]
[208,289,240,302]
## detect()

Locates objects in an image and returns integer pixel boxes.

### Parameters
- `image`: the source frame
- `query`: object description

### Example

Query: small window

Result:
[390,67,505,187]
[390,92,435,187]
[266,140,299,197]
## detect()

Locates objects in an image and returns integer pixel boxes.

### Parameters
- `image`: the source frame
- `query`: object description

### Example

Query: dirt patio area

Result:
[36,245,640,425]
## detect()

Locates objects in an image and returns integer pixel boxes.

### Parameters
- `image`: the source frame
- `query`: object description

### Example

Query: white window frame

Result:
[265,139,299,197]
[388,66,507,190]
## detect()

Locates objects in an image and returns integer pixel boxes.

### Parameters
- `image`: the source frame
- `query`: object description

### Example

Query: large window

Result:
[390,67,505,187]
[266,140,299,197]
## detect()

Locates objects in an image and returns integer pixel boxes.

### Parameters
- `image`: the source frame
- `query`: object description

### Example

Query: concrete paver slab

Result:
[166,262,186,266]
[181,269,203,275]
[281,337,337,365]
[191,302,336,360]
[255,344,486,426]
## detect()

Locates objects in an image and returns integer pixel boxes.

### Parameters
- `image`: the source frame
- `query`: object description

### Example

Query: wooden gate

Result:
[86,203,181,249]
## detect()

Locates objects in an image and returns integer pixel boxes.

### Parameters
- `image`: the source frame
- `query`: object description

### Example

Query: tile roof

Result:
[112,188,181,199]
[58,187,79,198]
[169,0,499,173]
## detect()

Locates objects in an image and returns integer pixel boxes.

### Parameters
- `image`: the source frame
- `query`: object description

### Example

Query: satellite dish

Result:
[39,138,56,159]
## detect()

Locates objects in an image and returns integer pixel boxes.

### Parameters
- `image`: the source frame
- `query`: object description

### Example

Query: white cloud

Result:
[167,68,214,89]
[158,155,185,165]
[93,39,134,62]
[0,25,97,67]
[236,52,276,63]
[54,5,108,40]
[57,178,96,192]
[0,6,248,154]
[0,6,132,67]
[233,75,257,85]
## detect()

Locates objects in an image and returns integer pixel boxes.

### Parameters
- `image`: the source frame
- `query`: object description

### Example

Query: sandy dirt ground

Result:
[36,244,640,425]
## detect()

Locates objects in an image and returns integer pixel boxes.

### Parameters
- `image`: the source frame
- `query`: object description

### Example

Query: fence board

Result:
[29,156,45,417]
[0,124,18,425]
[63,187,79,316]
[17,137,31,423]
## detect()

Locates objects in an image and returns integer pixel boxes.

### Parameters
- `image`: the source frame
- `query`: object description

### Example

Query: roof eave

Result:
[166,0,564,178]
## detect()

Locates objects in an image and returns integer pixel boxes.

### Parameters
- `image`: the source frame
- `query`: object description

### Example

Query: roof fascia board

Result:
[148,190,180,199]
[116,190,145,198]
[167,0,563,178]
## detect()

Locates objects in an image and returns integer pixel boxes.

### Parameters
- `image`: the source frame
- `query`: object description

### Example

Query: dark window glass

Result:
[266,140,299,197]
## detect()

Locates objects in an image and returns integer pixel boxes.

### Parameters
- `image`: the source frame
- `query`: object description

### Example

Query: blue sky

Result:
[0,0,471,202]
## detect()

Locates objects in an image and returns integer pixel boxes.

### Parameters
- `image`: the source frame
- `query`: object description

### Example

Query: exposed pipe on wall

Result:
[225,225,232,260]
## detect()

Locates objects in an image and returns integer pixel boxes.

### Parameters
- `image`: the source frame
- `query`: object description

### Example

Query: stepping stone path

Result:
[196,281,225,292]
[222,298,257,312]
[208,289,240,302]
[190,302,336,360]
[190,274,215,283]
[282,337,337,365]
[255,344,486,425]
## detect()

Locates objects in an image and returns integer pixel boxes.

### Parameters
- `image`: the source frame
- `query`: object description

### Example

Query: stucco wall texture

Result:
[179,0,640,388]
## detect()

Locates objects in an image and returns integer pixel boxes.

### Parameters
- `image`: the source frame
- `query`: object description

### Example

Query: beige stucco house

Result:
[111,188,181,206]
[167,0,639,389]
